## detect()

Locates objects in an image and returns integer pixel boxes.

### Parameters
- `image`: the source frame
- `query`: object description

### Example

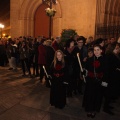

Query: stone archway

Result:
[19,0,62,37]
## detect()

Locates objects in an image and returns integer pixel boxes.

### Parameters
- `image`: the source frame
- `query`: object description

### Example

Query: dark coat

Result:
[105,53,120,98]
[33,42,40,63]
[74,45,88,78]
[0,45,6,56]
[64,47,77,78]
[0,45,6,66]
[46,46,55,67]
[74,46,88,63]
[50,61,67,109]
[19,47,29,60]
[10,45,18,58]
[52,41,59,51]
[38,44,47,65]
[6,44,12,58]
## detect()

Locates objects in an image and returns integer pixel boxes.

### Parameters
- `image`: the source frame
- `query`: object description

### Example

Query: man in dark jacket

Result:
[74,36,88,95]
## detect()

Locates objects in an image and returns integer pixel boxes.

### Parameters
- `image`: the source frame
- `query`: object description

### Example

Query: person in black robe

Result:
[49,50,67,109]
[82,44,106,118]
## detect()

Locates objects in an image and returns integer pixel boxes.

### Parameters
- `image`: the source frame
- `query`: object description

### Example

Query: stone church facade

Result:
[10,0,120,39]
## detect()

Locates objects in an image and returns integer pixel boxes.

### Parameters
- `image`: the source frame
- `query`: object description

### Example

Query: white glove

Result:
[63,82,68,85]
[101,82,108,87]
[48,75,52,79]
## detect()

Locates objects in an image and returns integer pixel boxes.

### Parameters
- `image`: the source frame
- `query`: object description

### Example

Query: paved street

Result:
[0,66,120,120]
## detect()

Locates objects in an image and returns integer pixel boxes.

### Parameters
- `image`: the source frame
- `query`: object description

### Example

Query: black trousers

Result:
[33,62,39,75]
[0,54,6,66]
[21,58,31,75]
[39,64,45,80]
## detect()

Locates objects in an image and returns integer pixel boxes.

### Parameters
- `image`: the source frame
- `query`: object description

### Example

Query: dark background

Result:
[0,0,10,22]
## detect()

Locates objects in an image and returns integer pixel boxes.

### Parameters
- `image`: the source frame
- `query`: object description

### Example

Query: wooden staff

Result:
[43,66,51,86]
[77,53,86,83]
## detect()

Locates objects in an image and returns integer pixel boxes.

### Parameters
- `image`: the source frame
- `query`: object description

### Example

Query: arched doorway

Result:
[19,0,62,37]
[34,4,49,38]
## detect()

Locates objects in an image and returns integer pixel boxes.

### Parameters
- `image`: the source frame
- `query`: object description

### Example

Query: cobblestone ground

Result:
[0,66,120,120]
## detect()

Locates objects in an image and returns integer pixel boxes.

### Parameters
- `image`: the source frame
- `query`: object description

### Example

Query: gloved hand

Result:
[81,69,87,77]
[101,82,108,87]
[63,82,68,85]
[48,75,52,79]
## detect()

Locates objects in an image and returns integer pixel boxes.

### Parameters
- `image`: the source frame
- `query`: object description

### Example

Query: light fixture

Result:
[0,24,5,38]
[0,24,4,29]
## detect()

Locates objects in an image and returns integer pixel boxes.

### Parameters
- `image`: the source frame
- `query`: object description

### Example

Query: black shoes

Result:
[73,90,77,95]
[35,74,39,77]
[103,109,114,115]
[55,106,64,109]
[87,113,96,118]
[87,113,91,117]
[107,105,114,109]
[21,74,26,77]
[28,74,33,78]
[91,113,96,118]
[8,68,13,70]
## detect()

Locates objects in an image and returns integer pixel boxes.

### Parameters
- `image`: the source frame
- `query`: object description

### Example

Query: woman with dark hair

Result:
[94,38,105,55]
[49,50,67,109]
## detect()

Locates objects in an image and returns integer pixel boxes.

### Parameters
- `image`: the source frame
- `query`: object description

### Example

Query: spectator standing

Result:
[19,41,31,77]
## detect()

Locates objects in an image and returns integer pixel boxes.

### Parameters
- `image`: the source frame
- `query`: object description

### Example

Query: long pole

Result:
[43,65,51,86]
[77,53,86,83]
[49,16,52,39]
[49,0,52,39]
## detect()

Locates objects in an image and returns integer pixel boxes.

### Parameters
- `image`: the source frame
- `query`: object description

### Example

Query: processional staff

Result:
[77,53,86,83]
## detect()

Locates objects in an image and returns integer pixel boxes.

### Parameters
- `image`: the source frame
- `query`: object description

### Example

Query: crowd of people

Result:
[0,35,120,118]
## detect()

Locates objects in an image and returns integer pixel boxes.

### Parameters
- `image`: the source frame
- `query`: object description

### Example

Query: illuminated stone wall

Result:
[10,0,96,38]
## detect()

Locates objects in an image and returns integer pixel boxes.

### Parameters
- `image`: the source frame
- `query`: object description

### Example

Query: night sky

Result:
[0,0,10,22]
